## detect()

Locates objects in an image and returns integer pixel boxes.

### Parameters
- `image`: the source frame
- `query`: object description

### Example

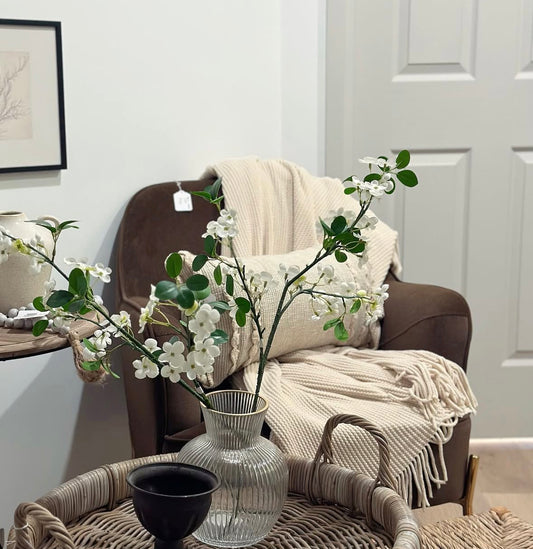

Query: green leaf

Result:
[210,300,231,312]
[30,220,57,233]
[78,305,92,315]
[395,150,410,170]
[319,218,334,236]
[345,239,365,254]
[334,321,349,341]
[397,170,418,187]
[186,274,209,292]
[210,329,229,345]
[82,360,102,372]
[226,274,234,296]
[235,297,251,313]
[335,250,348,263]
[176,286,195,309]
[204,235,216,256]
[165,252,183,279]
[364,173,382,182]
[68,268,88,297]
[155,280,178,300]
[32,319,49,336]
[33,296,46,312]
[214,264,223,285]
[350,299,362,313]
[67,299,86,314]
[344,187,357,195]
[190,190,212,201]
[47,290,74,308]
[83,338,98,352]
[192,287,211,301]
[235,309,247,327]
[331,216,347,235]
[192,254,209,271]
[207,177,223,200]
[58,219,79,230]
[323,317,341,331]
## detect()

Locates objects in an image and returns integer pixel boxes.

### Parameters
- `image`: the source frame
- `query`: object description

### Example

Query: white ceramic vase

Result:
[0,211,57,314]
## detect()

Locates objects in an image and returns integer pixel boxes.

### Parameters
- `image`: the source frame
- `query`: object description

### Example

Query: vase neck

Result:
[202,391,268,449]
[0,212,26,222]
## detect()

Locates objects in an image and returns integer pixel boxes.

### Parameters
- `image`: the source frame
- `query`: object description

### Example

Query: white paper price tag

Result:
[173,190,193,212]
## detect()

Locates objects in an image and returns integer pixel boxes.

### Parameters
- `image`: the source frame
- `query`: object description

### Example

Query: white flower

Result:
[92,329,112,351]
[51,314,72,333]
[65,257,90,269]
[143,338,160,353]
[343,176,362,189]
[202,220,219,239]
[278,263,300,281]
[28,256,45,274]
[82,346,98,362]
[357,214,378,231]
[183,351,214,381]
[188,304,220,341]
[193,337,220,367]
[149,284,159,305]
[138,306,152,333]
[133,357,159,379]
[202,210,238,242]
[106,310,131,336]
[43,279,56,301]
[317,264,336,285]
[220,209,237,224]
[64,257,112,283]
[159,340,186,368]
[160,364,183,383]
[91,263,112,283]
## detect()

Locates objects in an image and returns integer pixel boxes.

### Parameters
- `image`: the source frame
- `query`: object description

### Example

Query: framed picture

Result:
[0,19,66,173]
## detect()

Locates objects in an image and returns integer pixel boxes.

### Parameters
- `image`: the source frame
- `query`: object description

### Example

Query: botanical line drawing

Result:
[0,52,32,139]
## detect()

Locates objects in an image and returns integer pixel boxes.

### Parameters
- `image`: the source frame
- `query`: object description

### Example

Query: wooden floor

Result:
[413,439,533,526]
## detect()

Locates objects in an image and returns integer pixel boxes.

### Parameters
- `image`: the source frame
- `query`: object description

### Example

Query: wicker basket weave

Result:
[9,415,420,549]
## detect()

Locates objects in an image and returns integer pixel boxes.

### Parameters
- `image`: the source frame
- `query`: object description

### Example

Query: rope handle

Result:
[307,414,396,525]
[12,502,74,549]
[67,330,107,384]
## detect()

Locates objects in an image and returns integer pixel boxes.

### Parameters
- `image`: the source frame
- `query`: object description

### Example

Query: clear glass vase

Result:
[177,390,288,548]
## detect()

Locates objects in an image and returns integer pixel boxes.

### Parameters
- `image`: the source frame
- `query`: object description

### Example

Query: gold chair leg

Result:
[461,454,480,515]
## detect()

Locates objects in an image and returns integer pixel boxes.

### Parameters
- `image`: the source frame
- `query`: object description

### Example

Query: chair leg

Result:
[461,454,480,515]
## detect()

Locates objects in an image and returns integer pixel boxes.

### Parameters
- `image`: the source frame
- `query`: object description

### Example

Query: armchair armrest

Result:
[379,273,472,371]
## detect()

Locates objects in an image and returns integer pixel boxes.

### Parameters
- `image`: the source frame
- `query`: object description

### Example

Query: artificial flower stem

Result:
[89,300,212,408]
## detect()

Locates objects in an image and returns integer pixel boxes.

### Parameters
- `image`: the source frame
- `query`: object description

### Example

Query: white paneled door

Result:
[326,0,533,437]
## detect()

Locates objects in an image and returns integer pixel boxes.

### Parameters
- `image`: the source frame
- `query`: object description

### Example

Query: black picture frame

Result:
[0,19,67,173]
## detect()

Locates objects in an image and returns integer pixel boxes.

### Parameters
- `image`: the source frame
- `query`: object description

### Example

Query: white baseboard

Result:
[470,437,533,450]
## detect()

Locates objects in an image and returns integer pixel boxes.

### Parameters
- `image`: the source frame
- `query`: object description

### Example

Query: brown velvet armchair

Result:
[115,178,477,511]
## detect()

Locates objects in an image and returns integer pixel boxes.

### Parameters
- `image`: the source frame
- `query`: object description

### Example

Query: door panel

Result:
[326,0,533,436]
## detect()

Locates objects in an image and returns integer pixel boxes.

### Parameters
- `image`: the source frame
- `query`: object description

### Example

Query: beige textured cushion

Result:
[180,246,378,387]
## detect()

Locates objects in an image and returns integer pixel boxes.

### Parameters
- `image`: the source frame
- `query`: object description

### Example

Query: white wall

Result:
[0,0,326,533]
[281,0,326,175]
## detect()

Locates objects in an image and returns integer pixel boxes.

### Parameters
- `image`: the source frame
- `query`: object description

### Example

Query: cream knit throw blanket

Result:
[202,157,477,507]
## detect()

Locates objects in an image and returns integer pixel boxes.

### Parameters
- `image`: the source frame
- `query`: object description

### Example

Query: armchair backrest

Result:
[116,178,218,304]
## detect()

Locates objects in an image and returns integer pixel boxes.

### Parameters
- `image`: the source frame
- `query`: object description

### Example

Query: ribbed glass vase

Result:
[177,390,288,548]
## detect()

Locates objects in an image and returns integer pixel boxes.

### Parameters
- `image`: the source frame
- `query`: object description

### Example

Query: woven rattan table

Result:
[10,416,421,549]
[9,415,533,548]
